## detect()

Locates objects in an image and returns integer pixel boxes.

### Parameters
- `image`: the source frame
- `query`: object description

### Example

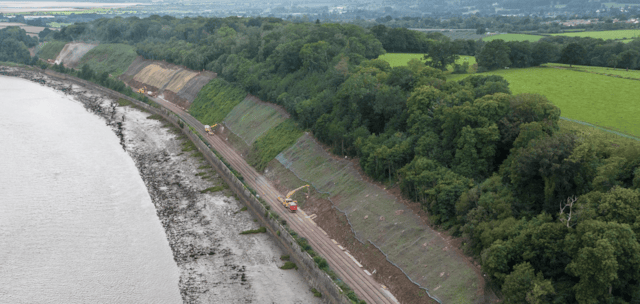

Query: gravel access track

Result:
[152,98,399,304]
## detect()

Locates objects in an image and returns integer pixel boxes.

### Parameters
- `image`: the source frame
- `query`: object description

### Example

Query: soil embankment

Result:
[0,66,321,304]
[55,42,98,68]
[120,56,216,108]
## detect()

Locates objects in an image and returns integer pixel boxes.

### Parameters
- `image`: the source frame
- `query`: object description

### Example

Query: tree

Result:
[566,220,640,304]
[507,41,532,68]
[424,39,459,71]
[476,26,486,35]
[476,39,511,71]
[617,49,639,70]
[38,27,53,40]
[560,43,586,67]
[531,41,559,66]
[502,262,555,304]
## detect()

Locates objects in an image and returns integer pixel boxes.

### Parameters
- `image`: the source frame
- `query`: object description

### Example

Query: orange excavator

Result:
[278,185,309,212]
[204,124,217,135]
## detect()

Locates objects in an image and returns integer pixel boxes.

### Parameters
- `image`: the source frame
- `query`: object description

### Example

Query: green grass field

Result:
[544,63,640,80]
[378,53,476,71]
[551,29,640,40]
[76,44,137,76]
[482,33,544,42]
[452,67,640,137]
[37,40,66,60]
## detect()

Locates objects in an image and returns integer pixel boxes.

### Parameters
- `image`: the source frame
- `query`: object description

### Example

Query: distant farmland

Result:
[409,28,491,40]
[451,67,640,137]
[551,29,640,40]
[482,33,544,42]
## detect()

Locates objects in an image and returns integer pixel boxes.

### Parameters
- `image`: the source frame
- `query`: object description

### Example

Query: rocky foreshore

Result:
[1,66,320,304]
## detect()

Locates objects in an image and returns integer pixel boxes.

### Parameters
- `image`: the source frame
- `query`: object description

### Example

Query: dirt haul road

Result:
[152,98,399,304]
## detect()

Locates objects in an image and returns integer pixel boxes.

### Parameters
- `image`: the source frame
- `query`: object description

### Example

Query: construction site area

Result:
[19,41,494,303]
[119,57,216,108]
[188,79,489,303]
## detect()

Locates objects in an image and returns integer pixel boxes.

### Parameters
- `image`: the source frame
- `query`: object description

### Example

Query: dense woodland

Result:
[4,16,640,303]
[476,37,640,71]
[0,27,38,64]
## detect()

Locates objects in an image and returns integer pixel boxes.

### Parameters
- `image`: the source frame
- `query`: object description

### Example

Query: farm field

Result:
[551,29,640,40]
[378,53,476,70]
[76,43,137,76]
[482,33,544,42]
[0,22,51,37]
[544,63,640,80]
[409,28,490,40]
[276,134,480,304]
[451,67,640,137]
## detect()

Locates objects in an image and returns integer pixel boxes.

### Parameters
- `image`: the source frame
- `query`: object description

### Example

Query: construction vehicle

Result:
[204,124,217,135]
[137,86,147,94]
[278,184,310,212]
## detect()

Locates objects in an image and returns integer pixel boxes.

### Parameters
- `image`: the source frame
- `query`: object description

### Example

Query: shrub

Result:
[239,227,267,235]
[280,261,297,270]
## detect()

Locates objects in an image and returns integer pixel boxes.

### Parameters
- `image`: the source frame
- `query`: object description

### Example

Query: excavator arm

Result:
[286,184,310,199]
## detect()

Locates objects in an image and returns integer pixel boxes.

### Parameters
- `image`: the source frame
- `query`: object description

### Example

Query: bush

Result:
[280,261,297,270]
[239,227,267,235]
[311,288,322,298]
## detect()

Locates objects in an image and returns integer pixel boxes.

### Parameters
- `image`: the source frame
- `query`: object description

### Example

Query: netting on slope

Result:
[276,134,480,304]
[223,97,287,145]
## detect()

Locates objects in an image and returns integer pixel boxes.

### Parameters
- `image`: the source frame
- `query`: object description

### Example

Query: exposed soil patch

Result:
[119,56,215,107]
[55,42,98,68]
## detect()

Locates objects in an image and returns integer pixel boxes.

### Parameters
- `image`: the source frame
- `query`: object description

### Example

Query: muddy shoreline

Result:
[1,66,320,304]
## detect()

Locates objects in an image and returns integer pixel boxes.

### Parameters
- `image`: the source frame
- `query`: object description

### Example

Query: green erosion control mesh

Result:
[277,135,480,304]
[224,96,287,145]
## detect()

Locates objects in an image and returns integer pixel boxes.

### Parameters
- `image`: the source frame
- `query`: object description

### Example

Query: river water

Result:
[0,76,182,303]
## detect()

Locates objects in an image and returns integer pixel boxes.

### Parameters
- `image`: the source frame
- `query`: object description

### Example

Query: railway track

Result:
[152,98,398,304]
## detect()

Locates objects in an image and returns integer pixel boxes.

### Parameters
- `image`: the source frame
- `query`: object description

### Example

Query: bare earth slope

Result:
[120,56,216,108]
[55,42,98,68]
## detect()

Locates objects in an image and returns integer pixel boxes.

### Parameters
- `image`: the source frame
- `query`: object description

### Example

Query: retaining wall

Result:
[42,69,351,304]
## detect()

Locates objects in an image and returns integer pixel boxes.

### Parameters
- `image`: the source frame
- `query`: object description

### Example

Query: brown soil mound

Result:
[120,57,215,107]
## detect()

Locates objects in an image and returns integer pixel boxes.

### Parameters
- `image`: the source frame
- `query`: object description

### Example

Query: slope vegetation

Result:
[38,41,66,61]
[76,43,137,76]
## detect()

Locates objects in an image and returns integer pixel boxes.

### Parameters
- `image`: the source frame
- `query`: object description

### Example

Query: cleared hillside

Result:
[55,42,98,68]
[120,57,215,107]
